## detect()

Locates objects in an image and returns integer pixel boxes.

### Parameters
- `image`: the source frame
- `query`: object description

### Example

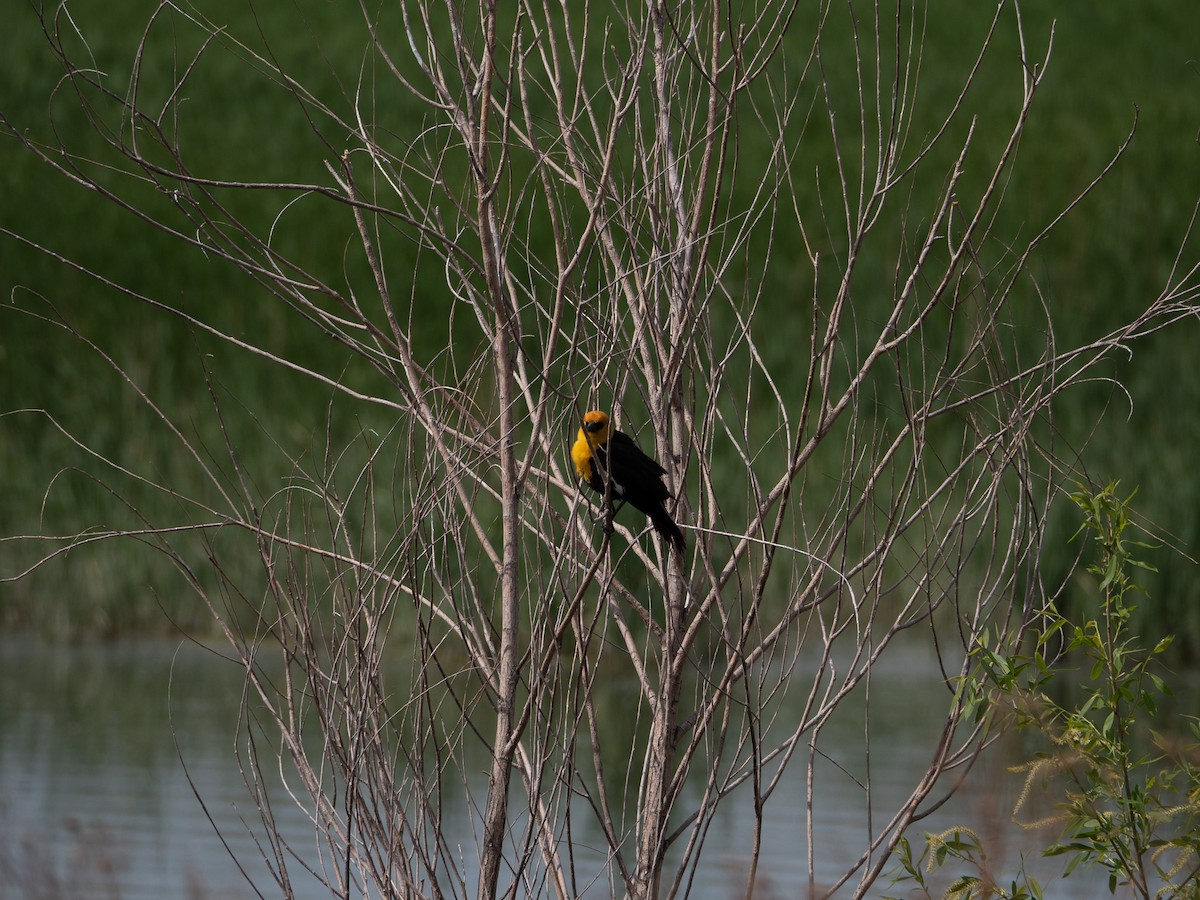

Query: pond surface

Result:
[0,635,1149,898]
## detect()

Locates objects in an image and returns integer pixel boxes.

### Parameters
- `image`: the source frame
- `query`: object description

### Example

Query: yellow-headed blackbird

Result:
[571,410,685,553]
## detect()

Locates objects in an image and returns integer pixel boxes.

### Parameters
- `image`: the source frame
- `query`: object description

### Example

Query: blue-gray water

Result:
[0,635,1133,898]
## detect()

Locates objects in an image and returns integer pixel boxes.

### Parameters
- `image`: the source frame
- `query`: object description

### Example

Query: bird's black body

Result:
[572,411,685,554]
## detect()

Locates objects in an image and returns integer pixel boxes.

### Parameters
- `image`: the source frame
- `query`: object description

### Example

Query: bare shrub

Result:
[4,1,1199,898]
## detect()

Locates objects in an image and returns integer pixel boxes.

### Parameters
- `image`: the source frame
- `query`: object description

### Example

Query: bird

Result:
[571,410,685,554]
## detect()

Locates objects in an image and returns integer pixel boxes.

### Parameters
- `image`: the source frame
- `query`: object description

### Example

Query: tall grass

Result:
[1,1,1198,642]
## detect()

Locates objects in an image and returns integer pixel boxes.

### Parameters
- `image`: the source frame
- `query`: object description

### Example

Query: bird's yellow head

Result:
[571,410,611,484]
[579,410,612,447]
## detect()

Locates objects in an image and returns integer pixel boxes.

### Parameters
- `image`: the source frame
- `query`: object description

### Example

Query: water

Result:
[0,636,1137,898]
[0,638,299,898]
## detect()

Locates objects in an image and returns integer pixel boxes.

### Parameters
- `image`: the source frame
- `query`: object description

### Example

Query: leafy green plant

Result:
[890,827,1045,900]
[890,483,1200,899]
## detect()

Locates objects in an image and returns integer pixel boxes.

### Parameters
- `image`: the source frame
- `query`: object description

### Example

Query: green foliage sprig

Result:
[889,483,1200,899]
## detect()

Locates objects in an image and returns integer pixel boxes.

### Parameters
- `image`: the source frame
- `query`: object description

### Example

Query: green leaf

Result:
[1099,555,1120,591]
[1141,690,1157,717]
[947,875,981,893]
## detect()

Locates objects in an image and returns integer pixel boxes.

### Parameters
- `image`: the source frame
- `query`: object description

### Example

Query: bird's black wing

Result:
[605,431,671,503]
[597,430,684,553]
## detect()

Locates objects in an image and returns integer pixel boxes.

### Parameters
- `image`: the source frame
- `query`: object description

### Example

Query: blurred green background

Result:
[2,2,1198,645]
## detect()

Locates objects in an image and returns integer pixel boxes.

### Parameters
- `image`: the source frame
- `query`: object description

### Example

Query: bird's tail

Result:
[650,506,686,555]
